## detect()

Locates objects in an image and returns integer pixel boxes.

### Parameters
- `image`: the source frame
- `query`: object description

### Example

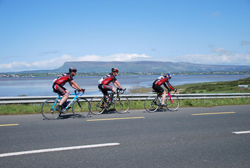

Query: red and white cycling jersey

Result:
[153,75,175,90]
[53,73,73,86]
[101,73,117,85]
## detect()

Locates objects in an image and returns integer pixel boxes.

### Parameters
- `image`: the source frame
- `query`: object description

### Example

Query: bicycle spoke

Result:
[144,96,160,113]
[166,96,180,111]
[90,97,106,115]
[114,97,130,114]
[72,98,91,118]
[41,99,60,120]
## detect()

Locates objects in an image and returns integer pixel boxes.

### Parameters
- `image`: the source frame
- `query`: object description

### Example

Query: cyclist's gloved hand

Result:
[118,88,123,90]
[174,89,177,92]
[81,89,85,93]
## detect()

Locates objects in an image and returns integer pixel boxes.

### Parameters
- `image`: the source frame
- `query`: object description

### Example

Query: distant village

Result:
[0,74,36,78]
[0,70,248,78]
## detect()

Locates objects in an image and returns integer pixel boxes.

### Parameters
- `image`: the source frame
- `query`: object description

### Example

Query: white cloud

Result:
[0,53,151,72]
[1,50,249,72]
[213,11,220,17]
[211,47,232,55]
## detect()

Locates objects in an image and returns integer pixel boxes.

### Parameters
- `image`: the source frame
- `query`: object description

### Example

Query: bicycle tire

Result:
[144,96,160,113]
[90,97,106,115]
[41,99,60,120]
[72,98,91,118]
[114,97,130,114]
[166,96,180,111]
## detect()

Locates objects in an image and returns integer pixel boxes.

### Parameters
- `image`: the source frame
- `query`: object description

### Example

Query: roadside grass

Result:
[0,104,42,115]
[1,98,250,115]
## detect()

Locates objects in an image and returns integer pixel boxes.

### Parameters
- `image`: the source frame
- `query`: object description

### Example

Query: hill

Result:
[15,61,250,74]
[55,61,250,73]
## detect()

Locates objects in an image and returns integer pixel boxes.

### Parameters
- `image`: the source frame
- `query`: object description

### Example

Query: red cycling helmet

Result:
[111,68,119,73]
[69,67,77,73]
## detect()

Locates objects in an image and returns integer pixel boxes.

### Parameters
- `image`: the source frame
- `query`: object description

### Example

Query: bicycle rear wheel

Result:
[144,96,160,113]
[114,97,130,114]
[166,96,180,111]
[41,99,60,120]
[90,97,106,115]
[72,98,91,118]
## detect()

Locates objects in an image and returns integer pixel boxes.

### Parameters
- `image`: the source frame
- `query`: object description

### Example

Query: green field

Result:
[129,77,250,94]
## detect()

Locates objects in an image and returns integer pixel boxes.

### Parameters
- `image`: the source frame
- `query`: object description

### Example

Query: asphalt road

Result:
[0,105,250,168]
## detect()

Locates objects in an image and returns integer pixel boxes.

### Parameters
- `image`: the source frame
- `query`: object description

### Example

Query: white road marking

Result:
[232,131,250,134]
[0,143,120,158]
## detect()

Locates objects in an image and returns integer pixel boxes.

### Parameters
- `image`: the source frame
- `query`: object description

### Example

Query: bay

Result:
[0,75,250,97]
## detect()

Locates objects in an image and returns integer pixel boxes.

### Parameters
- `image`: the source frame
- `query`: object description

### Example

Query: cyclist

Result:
[98,68,123,104]
[152,73,177,106]
[52,67,84,113]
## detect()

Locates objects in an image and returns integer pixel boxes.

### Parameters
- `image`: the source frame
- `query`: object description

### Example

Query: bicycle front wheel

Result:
[114,97,130,114]
[72,98,91,118]
[144,96,159,113]
[166,96,180,111]
[90,97,106,115]
[41,99,60,120]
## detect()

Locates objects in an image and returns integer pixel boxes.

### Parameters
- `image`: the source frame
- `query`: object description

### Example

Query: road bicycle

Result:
[41,89,91,120]
[144,90,180,113]
[90,88,130,115]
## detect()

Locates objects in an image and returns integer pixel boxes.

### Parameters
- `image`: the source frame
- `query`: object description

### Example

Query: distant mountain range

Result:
[19,61,250,73]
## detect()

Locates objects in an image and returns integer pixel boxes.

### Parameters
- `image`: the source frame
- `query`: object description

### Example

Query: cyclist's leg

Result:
[153,84,165,105]
[99,84,108,97]
[161,90,167,104]
[103,85,114,98]
[54,84,69,112]
[99,84,108,105]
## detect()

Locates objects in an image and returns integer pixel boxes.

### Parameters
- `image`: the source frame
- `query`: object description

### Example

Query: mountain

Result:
[16,61,250,74]
[54,61,250,73]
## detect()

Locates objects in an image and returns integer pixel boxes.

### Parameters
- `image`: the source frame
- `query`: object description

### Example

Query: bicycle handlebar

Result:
[116,88,126,94]
[72,89,85,96]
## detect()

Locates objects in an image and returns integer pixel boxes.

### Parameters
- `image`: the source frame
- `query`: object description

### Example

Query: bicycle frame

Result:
[155,91,175,105]
[51,91,84,111]
[167,91,174,103]
[107,89,126,103]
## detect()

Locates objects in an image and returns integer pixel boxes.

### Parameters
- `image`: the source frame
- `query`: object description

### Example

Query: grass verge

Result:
[1,97,250,115]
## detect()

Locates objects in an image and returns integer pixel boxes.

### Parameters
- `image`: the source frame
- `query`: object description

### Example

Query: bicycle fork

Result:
[167,92,174,104]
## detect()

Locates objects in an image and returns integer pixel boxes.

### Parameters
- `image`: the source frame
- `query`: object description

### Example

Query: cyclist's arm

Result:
[69,80,81,90]
[113,80,122,89]
[163,83,168,89]
[166,81,175,90]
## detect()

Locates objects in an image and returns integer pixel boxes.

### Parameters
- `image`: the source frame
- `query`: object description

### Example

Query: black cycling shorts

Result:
[152,84,164,93]
[53,83,67,95]
[98,84,113,96]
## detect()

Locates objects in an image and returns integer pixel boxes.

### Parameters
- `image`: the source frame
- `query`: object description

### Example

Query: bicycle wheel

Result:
[144,96,160,113]
[90,97,106,115]
[72,98,91,118]
[114,97,130,114]
[41,99,60,120]
[166,96,180,111]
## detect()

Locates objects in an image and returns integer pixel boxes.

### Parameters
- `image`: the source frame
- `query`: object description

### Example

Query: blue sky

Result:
[0,0,250,72]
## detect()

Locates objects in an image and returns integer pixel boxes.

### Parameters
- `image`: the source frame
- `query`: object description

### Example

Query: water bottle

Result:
[66,100,71,106]
[106,97,109,104]
[62,101,67,108]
